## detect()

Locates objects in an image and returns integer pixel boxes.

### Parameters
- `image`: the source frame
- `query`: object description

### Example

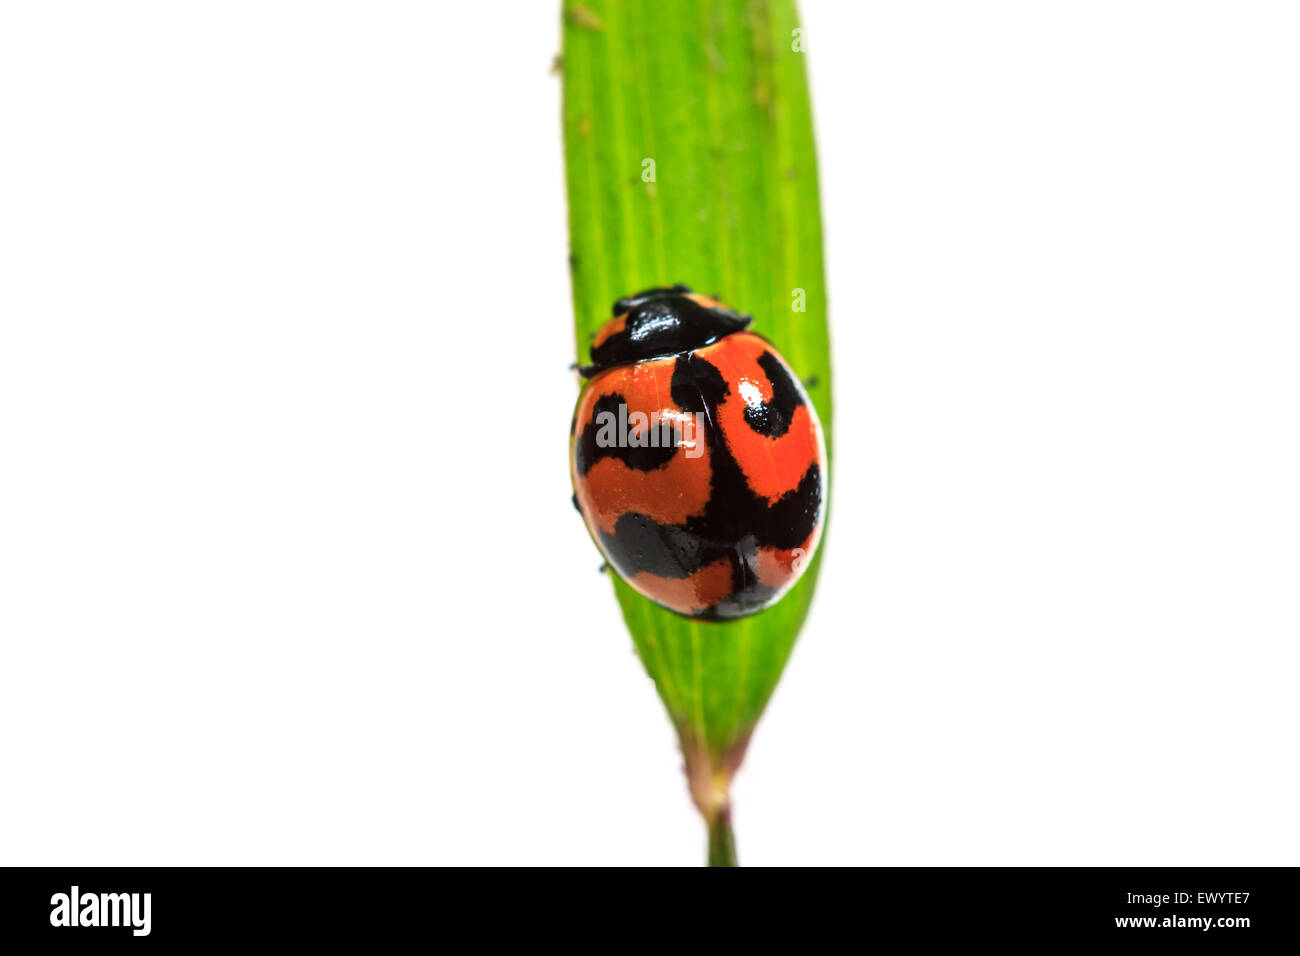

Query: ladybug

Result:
[570,284,826,620]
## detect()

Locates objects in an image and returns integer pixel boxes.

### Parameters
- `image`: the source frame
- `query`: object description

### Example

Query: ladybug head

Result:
[579,284,752,378]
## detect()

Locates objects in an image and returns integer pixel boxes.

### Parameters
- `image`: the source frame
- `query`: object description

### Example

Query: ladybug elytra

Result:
[570,285,826,620]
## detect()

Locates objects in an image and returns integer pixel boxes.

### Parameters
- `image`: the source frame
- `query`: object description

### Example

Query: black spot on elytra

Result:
[574,392,682,476]
[699,536,782,620]
[757,462,823,550]
[670,349,731,411]
[602,513,711,578]
[743,351,804,439]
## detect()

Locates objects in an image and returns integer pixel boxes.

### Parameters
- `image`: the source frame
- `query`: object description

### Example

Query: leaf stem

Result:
[707,806,738,867]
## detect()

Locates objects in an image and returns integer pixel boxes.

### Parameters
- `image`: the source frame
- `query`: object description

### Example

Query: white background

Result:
[2,2,1297,866]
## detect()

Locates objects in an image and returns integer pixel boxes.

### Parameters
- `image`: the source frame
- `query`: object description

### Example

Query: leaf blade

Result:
[562,0,831,809]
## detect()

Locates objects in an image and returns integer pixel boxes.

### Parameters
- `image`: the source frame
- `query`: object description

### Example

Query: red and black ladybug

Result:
[570,284,826,620]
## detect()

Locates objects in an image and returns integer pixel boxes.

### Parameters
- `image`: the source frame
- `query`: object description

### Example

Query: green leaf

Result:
[562,0,830,865]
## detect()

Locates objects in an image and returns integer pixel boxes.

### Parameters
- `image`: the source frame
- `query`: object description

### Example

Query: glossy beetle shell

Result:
[570,289,825,620]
